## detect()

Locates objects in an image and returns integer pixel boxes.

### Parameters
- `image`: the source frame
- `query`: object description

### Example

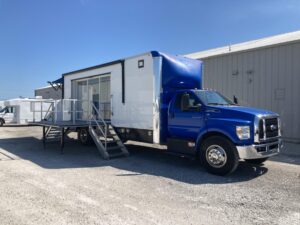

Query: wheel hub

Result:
[80,129,88,142]
[206,145,227,168]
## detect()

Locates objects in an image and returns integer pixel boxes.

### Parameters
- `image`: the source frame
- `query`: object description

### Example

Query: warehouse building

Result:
[187,31,300,142]
[34,85,62,100]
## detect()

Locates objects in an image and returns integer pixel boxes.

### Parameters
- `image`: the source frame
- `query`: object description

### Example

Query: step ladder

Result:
[45,126,62,142]
[88,105,129,160]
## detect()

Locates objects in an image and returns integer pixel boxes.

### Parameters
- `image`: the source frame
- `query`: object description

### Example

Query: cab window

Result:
[6,107,15,113]
[0,107,9,113]
[174,93,201,111]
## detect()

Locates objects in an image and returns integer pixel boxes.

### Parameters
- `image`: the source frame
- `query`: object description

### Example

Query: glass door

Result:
[99,75,111,120]
[88,78,100,119]
[71,74,111,121]
[76,80,88,120]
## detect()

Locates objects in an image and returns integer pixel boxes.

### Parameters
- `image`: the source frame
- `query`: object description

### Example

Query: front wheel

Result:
[199,136,239,176]
[245,158,268,165]
[0,119,4,127]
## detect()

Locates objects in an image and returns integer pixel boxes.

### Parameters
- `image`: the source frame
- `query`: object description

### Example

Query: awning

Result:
[48,77,63,91]
[50,77,64,84]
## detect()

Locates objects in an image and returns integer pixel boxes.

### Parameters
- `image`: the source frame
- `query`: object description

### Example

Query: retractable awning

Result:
[48,77,63,90]
[50,77,64,84]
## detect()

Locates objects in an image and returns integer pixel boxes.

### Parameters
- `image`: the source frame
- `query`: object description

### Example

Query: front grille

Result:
[258,117,279,140]
[259,120,264,139]
[265,118,279,138]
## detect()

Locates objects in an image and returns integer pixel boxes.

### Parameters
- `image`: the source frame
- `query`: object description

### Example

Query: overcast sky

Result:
[0,0,300,99]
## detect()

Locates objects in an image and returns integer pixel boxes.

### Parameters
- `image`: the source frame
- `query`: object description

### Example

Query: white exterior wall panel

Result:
[201,42,300,142]
[119,54,154,130]
[63,53,155,131]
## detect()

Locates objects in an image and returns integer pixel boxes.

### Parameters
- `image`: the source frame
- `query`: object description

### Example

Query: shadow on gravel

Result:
[0,137,269,184]
[269,142,300,166]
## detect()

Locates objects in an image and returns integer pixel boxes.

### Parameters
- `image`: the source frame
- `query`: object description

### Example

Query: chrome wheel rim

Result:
[206,145,227,168]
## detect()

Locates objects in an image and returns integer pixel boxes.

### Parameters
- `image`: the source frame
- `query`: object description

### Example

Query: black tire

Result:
[245,158,268,165]
[78,128,93,145]
[199,136,239,176]
[0,119,4,127]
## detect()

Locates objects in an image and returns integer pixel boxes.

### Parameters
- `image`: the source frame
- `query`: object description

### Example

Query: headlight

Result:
[236,126,250,140]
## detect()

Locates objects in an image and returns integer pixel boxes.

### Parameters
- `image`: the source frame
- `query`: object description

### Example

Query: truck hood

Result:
[217,105,276,116]
[207,105,278,120]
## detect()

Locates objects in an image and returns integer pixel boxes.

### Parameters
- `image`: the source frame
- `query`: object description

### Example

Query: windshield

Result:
[195,90,235,106]
[0,107,7,113]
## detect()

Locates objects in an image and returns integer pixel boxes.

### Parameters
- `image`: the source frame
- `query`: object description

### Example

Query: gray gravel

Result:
[0,126,299,225]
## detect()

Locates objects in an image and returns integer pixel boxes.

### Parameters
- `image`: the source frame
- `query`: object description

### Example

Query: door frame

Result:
[71,73,111,120]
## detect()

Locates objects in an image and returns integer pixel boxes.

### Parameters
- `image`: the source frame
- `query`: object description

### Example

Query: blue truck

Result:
[41,51,282,175]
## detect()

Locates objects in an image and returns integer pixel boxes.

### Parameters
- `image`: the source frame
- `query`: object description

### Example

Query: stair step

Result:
[46,139,60,142]
[88,123,129,160]
[108,152,126,158]
[107,146,122,151]
[47,133,61,136]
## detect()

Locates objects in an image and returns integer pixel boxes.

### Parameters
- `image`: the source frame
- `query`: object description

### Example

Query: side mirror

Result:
[233,95,238,104]
[181,94,190,111]
[189,103,201,112]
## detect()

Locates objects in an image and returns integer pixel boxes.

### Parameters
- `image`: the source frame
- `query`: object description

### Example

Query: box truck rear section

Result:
[63,51,202,145]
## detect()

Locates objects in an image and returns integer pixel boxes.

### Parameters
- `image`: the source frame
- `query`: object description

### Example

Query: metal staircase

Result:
[44,126,62,142]
[89,104,129,160]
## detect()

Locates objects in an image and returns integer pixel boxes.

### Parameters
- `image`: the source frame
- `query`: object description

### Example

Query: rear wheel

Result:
[78,128,93,145]
[200,136,239,176]
[0,119,4,127]
[245,158,268,165]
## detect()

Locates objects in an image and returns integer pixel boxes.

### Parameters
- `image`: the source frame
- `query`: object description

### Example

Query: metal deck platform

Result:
[29,120,111,128]
[29,99,129,159]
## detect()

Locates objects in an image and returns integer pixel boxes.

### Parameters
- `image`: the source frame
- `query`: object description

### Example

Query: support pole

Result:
[43,126,46,149]
[73,100,75,125]
[60,127,65,154]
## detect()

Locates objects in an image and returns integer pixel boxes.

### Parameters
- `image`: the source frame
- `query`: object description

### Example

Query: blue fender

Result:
[195,128,238,153]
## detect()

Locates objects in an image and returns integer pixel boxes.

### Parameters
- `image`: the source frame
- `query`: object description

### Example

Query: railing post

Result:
[62,99,64,121]
[52,102,54,122]
[54,100,57,124]
[40,101,43,121]
[73,100,75,125]
[33,102,35,122]
[105,124,107,150]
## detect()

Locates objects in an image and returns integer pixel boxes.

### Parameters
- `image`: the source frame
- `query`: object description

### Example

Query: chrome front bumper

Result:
[237,139,283,160]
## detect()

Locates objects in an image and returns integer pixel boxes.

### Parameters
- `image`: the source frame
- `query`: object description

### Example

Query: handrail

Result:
[44,102,54,122]
[89,103,108,151]
[30,99,110,130]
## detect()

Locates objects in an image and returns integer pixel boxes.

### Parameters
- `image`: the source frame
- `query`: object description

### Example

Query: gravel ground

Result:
[0,126,299,225]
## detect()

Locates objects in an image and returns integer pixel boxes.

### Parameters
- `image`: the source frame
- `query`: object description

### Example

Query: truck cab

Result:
[167,89,282,175]
[0,106,16,126]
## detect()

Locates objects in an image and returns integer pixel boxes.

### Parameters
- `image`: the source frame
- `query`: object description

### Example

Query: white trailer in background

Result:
[0,101,4,110]
[0,98,52,126]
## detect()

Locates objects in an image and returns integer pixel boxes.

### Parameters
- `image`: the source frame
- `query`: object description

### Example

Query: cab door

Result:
[3,107,16,124]
[168,92,205,140]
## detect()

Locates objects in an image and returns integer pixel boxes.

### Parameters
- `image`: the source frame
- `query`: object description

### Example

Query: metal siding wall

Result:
[291,43,300,140]
[202,42,300,141]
